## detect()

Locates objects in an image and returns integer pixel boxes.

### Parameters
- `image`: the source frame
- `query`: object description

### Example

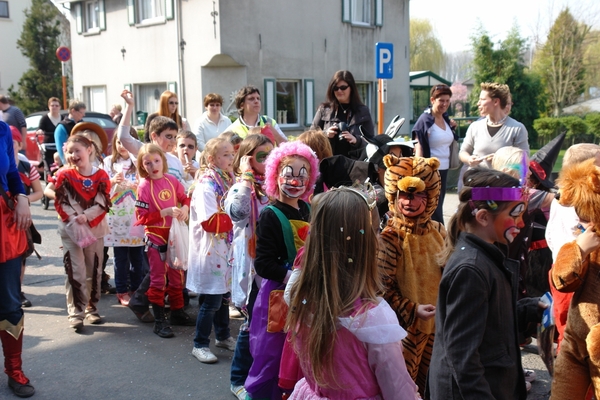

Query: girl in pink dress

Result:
[286,187,420,400]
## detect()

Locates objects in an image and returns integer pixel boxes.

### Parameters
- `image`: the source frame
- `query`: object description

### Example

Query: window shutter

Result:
[303,79,315,126]
[263,79,276,119]
[75,3,83,34]
[127,0,136,26]
[99,0,106,30]
[342,0,351,23]
[167,81,177,94]
[166,0,175,20]
[375,0,383,26]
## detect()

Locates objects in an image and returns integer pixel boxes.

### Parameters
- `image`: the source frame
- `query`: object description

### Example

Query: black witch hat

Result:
[529,132,566,190]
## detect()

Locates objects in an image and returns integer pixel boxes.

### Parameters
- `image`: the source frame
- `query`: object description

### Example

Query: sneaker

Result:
[230,384,247,400]
[525,381,532,392]
[69,318,83,331]
[524,369,537,382]
[86,313,103,324]
[216,337,237,352]
[192,347,217,364]
[229,305,242,318]
[20,292,32,308]
[116,292,131,306]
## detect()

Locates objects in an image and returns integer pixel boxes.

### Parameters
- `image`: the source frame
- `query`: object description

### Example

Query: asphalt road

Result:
[2,193,551,399]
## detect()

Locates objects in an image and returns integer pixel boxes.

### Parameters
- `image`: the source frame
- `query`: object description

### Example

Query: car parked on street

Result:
[25,110,117,163]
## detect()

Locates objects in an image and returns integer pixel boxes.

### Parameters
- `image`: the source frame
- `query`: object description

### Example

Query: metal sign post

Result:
[56,46,71,110]
[375,42,393,134]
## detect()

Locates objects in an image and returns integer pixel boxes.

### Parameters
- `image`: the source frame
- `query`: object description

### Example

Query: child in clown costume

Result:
[377,155,446,396]
[244,141,319,400]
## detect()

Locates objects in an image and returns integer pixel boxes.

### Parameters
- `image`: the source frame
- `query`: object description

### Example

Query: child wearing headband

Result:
[428,167,542,399]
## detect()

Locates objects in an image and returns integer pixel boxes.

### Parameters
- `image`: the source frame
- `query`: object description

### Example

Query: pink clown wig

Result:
[264,141,320,201]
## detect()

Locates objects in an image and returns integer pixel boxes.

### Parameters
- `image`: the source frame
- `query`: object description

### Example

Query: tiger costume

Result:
[377,155,446,395]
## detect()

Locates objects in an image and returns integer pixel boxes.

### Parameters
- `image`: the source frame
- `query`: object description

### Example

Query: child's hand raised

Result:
[576,223,600,257]
[120,90,135,105]
[240,155,253,172]
[416,304,436,321]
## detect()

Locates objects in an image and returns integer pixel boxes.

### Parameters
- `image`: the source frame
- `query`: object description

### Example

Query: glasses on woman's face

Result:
[333,85,349,92]
[169,101,179,105]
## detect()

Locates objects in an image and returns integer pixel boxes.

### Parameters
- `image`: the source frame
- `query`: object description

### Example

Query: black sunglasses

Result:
[169,101,179,105]
[333,85,349,92]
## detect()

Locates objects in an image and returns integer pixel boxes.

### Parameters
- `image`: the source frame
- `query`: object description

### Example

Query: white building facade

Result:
[59,0,410,134]
[0,0,32,96]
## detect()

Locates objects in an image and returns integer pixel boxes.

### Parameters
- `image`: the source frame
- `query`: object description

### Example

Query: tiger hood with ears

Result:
[378,155,446,395]
[383,155,442,228]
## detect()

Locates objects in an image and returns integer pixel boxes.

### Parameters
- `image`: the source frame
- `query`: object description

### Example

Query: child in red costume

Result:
[55,134,111,330]
[135,144,190,338]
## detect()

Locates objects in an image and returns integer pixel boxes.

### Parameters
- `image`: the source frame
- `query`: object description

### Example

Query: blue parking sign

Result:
[375,42,393,79]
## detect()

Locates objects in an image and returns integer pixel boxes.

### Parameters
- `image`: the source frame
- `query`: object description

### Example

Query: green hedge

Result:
[533,113,600,147]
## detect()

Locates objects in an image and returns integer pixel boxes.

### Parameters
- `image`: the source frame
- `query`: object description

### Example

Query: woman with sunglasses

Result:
[311,70,374,160]
[411,84,457,225]
[144,91,190,143]
[36,97,65,181]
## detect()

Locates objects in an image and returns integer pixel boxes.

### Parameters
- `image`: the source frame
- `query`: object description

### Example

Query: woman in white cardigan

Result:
[194,93,232,151]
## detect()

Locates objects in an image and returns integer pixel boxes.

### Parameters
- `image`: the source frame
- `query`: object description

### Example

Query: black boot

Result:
[151,304,174,338]
[170,308,195,326]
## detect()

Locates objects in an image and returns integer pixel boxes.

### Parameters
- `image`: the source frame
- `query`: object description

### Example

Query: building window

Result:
[356,82,373,111]
[84,1,99,32]
[84,86,107,114]
[138,0,164,22]
[135,83,167,114]
[0,1,9,18]
[352,0,372,25]
[275,80,299,127]
[342,0,382,27]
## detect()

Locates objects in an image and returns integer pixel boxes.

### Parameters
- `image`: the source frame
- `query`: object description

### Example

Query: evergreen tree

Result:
[8,0,62,115]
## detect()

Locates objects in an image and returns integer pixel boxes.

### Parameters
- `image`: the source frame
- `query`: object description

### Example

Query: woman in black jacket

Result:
[310,70,374,160]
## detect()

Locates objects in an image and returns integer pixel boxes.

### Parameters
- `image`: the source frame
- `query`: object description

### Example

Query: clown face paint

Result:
[278,157,309,199]
[493,201,525,244]
[395,191,428,218]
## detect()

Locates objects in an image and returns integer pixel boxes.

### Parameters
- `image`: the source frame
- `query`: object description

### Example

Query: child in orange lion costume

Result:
[551,158,600,399]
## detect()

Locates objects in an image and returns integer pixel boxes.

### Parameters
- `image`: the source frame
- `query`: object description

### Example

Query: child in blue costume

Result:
[244,141,319,400]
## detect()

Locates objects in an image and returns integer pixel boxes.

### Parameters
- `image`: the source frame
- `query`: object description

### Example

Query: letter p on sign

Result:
[375,42,393,79]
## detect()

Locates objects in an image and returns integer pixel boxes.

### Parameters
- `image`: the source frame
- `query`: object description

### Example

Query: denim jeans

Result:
[230,280,259,386]
[193,293,230,348]
[113,246,145,293]
[0,256,23,325]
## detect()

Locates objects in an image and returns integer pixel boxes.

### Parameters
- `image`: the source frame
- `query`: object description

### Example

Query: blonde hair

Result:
[480,82,511,109]
[297,130,333,161]
[286,188,381,389]
[137,144,168,179]
[562,143,600,169]
[491,146,527,180]
[202,137,230,168]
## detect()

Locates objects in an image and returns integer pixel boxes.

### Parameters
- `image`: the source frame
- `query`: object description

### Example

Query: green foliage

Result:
[410,19,445,73]
[533,8,589,116]
[470,26,543,145]
[561,116,589,144]
[585,113,600,138]
[7,0,62,115]
[533,117,564,144]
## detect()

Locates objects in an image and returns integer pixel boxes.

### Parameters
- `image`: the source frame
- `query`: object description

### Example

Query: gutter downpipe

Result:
[176,0,187,117]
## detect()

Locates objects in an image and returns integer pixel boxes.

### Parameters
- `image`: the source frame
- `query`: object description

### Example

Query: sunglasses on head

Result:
[169,101,179,105]
[333,85,349,92]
